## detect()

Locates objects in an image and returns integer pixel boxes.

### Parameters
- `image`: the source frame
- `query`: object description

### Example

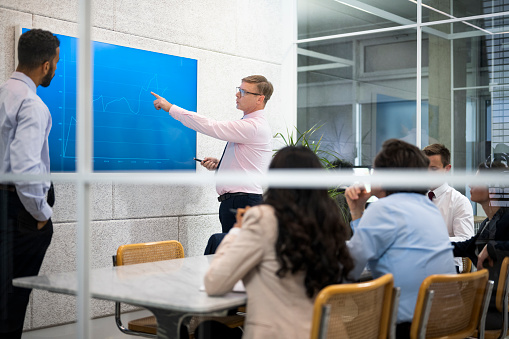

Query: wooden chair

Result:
[113,240,185,338]
[113,240,245,338]
[478,257,509,339]
[310,273,399,339]
[409,269,493,339]
[462,257,472,273]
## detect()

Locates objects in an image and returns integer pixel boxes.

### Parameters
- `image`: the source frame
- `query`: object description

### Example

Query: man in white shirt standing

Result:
[0,28,59,339]
[423,143,474,272]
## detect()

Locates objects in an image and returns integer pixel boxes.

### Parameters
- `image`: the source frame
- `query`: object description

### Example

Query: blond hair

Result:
[242,75,273,104]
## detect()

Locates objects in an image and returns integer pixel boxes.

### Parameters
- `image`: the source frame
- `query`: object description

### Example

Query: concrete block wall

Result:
[0,0,295,331]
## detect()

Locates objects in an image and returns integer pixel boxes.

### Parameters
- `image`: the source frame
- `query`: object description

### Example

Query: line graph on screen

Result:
[27,28,197,171]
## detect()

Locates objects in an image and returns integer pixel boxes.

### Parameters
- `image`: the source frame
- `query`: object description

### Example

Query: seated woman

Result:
[452,155,509,330]
[202,146,354,339]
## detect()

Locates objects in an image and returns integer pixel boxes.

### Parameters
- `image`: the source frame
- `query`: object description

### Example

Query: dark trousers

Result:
[190,320,243,339]
[0,189,53,338]
[204,233,227,255]
[218,193,263,233]
[396,322,411,339]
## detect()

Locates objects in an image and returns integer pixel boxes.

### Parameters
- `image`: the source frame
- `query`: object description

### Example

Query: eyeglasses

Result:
[236,87,262,97]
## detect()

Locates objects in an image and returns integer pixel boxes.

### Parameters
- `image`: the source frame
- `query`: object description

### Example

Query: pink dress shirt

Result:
[168,105,272,195]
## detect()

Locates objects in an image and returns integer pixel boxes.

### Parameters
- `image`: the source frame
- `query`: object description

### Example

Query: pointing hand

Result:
[151,92,173,112]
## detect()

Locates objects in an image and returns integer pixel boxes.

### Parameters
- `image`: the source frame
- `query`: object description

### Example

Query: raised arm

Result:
[151,92,269,144]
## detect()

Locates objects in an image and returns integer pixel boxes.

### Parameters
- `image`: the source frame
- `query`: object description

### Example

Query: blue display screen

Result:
[24,29,198,171]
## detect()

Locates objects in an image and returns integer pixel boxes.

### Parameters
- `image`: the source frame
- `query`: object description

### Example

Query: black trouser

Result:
[0,189,53,338]
[218,193,263,233]
[204,233,227,255]
[396,322,411,339]
[189,320,243,339]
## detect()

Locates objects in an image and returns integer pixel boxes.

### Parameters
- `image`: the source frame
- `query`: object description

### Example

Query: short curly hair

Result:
[18,29,60,70]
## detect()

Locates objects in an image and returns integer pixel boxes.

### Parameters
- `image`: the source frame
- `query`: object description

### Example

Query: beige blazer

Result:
[204,204,314,339]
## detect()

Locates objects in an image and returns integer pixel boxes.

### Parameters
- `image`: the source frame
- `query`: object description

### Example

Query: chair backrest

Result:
[494,257,509,313]
[410,269,490,339]
[462,257,472,274]
[116,240,184,266]
[310,273,395,339]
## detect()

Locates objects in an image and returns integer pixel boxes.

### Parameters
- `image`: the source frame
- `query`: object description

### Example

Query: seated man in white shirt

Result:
[423,143,474,272]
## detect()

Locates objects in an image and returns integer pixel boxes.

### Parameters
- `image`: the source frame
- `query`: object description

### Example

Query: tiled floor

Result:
[22,310,153,339]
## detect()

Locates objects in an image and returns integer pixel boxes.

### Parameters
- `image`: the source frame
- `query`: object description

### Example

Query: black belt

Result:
[217,192,261,202]
[0,184,15,192]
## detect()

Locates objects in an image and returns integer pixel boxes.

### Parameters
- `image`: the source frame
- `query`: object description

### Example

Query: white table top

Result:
[13,255,246,314]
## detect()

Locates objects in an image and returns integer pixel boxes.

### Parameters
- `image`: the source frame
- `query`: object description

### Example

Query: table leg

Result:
[148,308,188,339]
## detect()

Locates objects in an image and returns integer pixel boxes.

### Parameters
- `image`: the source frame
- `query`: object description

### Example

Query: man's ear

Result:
[444,164,452,172]
[42,60,50,75]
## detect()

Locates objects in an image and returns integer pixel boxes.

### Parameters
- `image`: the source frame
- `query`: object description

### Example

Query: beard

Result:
[40,63,55,87]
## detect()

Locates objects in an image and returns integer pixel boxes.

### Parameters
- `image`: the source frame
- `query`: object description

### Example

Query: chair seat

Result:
[128,315,157,334]
[116,241,245,338]
[472,328,503,339]
[187,314,245,334]
[127,313,245,336]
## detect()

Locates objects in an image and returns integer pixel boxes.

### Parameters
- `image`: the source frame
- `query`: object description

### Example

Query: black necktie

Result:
[427,191,435,201]
[47,182,55,207]
[216,142,228,170]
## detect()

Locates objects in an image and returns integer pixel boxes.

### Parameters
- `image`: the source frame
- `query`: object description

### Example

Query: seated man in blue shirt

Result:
[345,139,456,339]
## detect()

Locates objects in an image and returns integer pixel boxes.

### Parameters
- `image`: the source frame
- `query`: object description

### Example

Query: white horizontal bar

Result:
[298,63,351,72]
[297,24,418,44]
[1,170,508,189]
[297,47,354,65]
[421,10,509,29]
[335,0,415,26]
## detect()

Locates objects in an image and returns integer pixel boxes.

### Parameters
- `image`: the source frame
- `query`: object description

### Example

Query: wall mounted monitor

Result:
[20,28,197,171]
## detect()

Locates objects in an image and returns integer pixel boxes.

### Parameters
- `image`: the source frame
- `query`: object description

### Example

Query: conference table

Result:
[13,255,247,339]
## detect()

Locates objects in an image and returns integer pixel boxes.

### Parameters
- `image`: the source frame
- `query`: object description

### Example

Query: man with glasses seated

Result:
[151,75,273,237]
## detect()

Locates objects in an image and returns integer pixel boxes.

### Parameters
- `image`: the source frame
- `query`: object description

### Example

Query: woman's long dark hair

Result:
[264,146,354,298]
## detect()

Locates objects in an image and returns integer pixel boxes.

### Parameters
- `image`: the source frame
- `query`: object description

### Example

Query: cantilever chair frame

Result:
[311,273,400,339]
[410,269,493,339]
[483,256,509,339]
[113,240,185,338]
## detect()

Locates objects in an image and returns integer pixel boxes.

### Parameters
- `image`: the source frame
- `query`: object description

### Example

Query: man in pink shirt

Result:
[152,75,273,233]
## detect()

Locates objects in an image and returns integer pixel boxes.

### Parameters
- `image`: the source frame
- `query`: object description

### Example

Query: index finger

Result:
[150,91,162,99]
